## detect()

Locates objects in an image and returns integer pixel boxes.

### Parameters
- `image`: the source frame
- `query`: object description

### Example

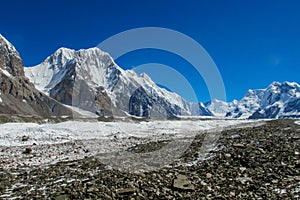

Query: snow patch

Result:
[0,68,13,78]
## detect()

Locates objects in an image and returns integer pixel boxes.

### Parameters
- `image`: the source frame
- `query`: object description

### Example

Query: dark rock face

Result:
[249,106,281,119]
[0,37,24,77]
[284,99,300,113]
[48,60,114,117]
[196,103,213,116]
[71,80,113,117]
[49,61,77,105]
[0,35,73,117]
[129,87,182,118]
[94,86,113,116]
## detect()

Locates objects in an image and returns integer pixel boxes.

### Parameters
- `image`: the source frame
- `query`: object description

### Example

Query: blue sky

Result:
[1,0,300,102]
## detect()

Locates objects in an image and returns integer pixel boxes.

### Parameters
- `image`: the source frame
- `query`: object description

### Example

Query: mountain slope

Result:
[205,99,238,117]
[0,34,74,117]
[225,81,300,119]
[25,47,203,118]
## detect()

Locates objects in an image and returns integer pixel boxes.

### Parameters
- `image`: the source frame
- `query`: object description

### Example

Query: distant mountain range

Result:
[207,81,300,119]
[1,34,299,119]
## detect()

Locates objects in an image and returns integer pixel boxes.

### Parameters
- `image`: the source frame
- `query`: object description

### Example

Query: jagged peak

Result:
[267,81,300,93]
[281,81,300,88]
[41,46,112,67]
[269,81,299,87]
[52,46,109,57]
[244,88,265,97]
[0,34,18,54]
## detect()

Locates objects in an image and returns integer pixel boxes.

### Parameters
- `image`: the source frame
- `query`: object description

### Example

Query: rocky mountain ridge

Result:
[0,34,74,117]
[1,34,299,119]
[25,47,209,118]
[208,81,300,119]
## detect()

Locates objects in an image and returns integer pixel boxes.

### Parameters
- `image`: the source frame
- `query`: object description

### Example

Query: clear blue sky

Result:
[1,0,300,102]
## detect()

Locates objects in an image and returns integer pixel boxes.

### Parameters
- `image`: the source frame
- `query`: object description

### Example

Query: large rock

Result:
[172,174,195,191]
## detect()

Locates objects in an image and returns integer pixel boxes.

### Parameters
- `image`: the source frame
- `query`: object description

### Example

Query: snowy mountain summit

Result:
[224,81,300,119]
[1,34,299,119]
[25,47,205,118]
[0,34,73,116]
[24,45,300,119]
[205,99,238,117]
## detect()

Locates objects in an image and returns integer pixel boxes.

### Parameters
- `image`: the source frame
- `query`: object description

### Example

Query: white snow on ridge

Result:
[224,81,300,119]
[0,34,18,53]
[24,47,195,116]
[206,99,238,117]
[295,121,300,125]
[0,68,13,78]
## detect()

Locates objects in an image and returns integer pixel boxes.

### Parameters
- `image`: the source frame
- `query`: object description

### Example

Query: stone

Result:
[206,173,213,178]
[23,147,32,154]
[239,167,247,172]
[236,177,253,184]
[257,148,266,154]
[21,135,29,142]
[225,153,231,158]
[54,194,71,200]
[233,143,246,148]
[87,187,98,193]
[116,188,136,195]
[172,174,195,191]
[271,179,278,184]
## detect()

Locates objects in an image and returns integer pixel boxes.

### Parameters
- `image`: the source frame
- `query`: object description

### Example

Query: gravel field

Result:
[0,119,299,199]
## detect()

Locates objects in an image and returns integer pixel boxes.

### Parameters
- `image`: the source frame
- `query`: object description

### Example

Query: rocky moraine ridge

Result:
[0,119,299,199]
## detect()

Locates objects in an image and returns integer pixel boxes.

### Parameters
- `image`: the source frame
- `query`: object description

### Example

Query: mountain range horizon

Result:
[1,34,300,119]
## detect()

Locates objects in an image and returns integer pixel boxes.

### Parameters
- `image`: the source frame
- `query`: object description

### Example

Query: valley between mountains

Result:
[0,34,299,199]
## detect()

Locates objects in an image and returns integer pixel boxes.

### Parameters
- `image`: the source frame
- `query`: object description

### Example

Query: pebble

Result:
[206,173,213,179]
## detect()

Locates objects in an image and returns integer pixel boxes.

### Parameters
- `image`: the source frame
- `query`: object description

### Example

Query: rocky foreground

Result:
[0,119,299,199]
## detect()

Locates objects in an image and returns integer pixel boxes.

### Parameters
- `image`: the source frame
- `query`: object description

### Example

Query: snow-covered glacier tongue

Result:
[25,47,209,118]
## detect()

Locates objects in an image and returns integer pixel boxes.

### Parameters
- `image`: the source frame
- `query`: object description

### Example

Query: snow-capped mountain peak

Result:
[25,47,200,117]
[0,34,18,54]
[25,47,120,93]
[0,34,74,117]
[22,41,300,119]
[205,99,237,117]
[0,34,24,77]
[224,81,300,119]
